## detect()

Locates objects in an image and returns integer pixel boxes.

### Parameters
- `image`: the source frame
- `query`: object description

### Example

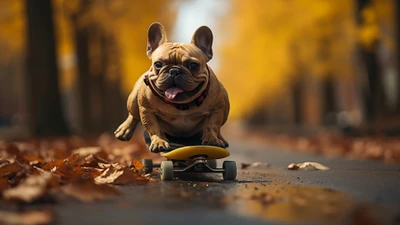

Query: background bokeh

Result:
[0,0,399,138]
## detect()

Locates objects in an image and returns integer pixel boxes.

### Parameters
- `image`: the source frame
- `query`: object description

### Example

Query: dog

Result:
[114,22,230,153]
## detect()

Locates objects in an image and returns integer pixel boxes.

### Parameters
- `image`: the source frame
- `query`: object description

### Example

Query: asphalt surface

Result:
[45,134,400,225]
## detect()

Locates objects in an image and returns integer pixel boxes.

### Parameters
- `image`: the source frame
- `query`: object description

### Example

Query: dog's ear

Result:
[147,22,167,58]
[191,26,213,61]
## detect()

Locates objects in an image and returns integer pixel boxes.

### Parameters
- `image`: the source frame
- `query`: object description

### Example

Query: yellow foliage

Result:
[106,1,176,94]
[53,0,176,93]
[372,0,396,53]
[358,5,381,51]
[0,0,396,123]
[0,0,25,64]
[53,0,76,91]
[218,0,357,119]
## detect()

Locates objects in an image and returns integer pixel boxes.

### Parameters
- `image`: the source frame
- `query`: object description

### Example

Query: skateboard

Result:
[141,132,237,181]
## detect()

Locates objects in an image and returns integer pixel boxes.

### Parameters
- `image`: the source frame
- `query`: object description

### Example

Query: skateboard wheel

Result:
[207,159,217,169]
[160,161,174,180]
[141,159,153,174]
[222,161,237,180]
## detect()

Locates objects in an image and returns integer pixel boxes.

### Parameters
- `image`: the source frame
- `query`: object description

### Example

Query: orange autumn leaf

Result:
[0,177,8,191]
[41,159,64,171]
[3,172,57,203]
[66,153,80,165]
[42,153,80,171]
[82,154,109,168]
[114,168,147,185]
[131,159,144,171]
[0,134,154,206]
[0,158,10,167]
[81,167,103,180]
[0,162,23,178]
[95,166,147,185]
[22,155,44,165]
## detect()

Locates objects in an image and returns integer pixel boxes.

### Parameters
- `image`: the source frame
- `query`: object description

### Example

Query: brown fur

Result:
[114,22,229,152]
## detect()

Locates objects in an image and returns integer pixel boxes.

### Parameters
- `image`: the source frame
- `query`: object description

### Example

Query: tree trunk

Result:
[322,76,336,125]
[292,80,303,126]
[72,21,91,133]
[356,0,381,122]
[395,0,400,113]
[101,34,125,132]
[24,0,69,136]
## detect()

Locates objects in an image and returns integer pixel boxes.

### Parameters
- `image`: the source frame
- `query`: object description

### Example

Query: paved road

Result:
[48,135,400,225]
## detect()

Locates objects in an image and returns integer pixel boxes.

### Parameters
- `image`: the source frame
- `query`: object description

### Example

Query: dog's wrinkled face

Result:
[146,23,213,104]
[149,43,208,103]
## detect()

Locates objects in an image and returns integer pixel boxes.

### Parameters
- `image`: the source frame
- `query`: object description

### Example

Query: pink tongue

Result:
[165,87,183,100]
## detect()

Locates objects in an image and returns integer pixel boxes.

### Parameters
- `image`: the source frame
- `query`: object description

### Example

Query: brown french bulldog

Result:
[114,22,229,153]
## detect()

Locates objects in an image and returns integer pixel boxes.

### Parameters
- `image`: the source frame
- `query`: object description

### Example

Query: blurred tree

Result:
[395,0,400,113]
[219,0,355,125]
[0,0,25,132]
[55,0,176,133]
[356,0,382,122]
[63,0,96,133]
[24,0,69,136]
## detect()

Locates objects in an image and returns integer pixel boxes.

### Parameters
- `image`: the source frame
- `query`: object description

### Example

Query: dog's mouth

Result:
[165,87,184,100]
[156,82,204,102]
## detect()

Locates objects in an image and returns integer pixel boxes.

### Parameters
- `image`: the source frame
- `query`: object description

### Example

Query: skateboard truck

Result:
[142,154,236,181]
[142,132,236,180]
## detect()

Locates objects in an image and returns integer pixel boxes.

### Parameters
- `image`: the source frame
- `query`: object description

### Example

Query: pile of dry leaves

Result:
[0,133,158,224]
[247,131,400,163]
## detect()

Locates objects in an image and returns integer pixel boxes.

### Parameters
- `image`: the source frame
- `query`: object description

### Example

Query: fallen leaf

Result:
[95,165,124,184]
[65,153,80,165]
[114,167,147,185]
[55,164,82,178]
[0,133,152,205]
[5,142,21,156]
[33,167,60,188]
[42,153,81,171]
[131,159,145,171]
[22,155,44,165]
[95,166,147,185]
[82,154,109,168]
[241,162,270,169]
[0,162,23,177]
[61,180,119,202]
[0,158,10,168]
[81,167,103,179]
[148,177,157,183]
[41,159,64,171]
[0,177,8,191]
[98,162,123,170]
[0,210,54,225]
[3,172,57,203]
[287,162,330,171]
[73,147,103,158]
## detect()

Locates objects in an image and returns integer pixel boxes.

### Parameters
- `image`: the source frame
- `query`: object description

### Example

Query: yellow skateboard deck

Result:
[161,146,230,160]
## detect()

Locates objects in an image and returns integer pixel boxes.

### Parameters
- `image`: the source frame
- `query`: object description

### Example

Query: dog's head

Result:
[145,22,213,104]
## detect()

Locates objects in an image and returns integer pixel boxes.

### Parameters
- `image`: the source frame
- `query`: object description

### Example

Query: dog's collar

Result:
[143,67,211,111]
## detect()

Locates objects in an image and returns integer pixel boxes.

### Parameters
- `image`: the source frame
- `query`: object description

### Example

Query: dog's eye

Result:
[188,62,199,71]
[154,61,163,70]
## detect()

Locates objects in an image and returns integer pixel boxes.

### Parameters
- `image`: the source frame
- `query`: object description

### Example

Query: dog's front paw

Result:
[114,123,134,141]
[149,136,170,153]
[202,134,225,147]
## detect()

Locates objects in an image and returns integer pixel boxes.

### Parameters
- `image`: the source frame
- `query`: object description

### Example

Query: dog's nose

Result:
[169,68,182,77]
